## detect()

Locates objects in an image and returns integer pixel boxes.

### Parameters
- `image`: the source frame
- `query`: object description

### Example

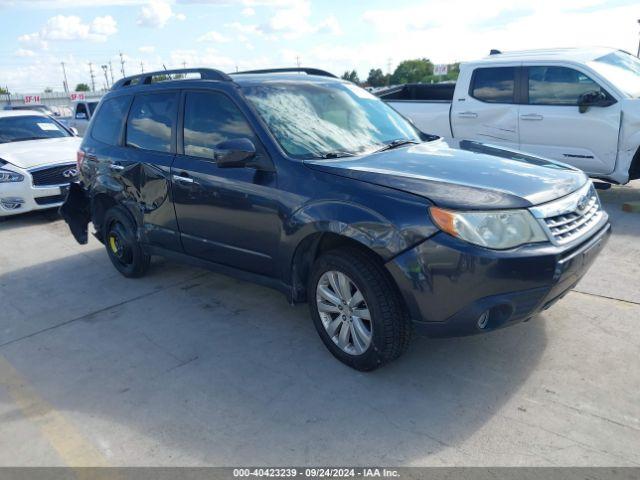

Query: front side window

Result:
[183,91,258,159]
[242,81,421,158]
[528,66,604,105]
[470,67,516,103]
[126,92,177,153]
[91,95,131,146]
[0,115,70,144]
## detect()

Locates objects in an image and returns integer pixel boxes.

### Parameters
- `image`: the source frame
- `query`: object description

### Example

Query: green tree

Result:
[0,86,8,95]
[44,87,53,93]
[366,68,386,87]
[340,70,360,84]
[75,83,91,92]
[390,59,434,84]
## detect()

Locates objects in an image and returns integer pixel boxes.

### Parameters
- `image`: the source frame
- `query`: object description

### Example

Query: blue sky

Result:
[0,0,638,92]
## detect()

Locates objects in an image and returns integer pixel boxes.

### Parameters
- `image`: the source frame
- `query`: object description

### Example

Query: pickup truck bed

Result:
[378,83,454,138]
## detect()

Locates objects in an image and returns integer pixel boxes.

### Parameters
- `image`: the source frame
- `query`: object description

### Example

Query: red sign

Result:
[70,92,86,101]
[23,95,41,104]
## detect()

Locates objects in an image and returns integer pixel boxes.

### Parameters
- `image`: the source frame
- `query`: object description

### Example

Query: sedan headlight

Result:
[430,206,547,249]
[0,168,24,183]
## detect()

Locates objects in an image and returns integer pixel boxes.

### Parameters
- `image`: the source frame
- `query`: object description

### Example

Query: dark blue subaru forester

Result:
[61,67,610,370]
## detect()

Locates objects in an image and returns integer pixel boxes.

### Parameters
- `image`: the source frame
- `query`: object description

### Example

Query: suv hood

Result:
[0,136,81,170]
[304,139,588,209]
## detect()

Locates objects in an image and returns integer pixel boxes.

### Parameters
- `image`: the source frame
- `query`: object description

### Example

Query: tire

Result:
[308,247,412,371]
[102,206,150,278]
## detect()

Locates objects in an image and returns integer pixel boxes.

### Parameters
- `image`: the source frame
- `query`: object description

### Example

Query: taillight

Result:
[77,150,85,171]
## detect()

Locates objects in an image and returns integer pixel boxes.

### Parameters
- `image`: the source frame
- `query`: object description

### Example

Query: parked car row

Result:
[58,65,610,370]
[378,47,640,185]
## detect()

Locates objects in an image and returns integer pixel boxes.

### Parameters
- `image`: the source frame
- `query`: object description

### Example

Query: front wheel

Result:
[308,247,412,371]
[103,206,150,278]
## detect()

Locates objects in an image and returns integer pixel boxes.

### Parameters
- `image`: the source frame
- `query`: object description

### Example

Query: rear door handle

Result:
[457,111,478,119]
[172,174,195,184]
[520,113,544,121]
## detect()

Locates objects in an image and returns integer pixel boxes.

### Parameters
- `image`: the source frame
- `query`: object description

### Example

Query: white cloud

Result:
[137,0,173,28]
[17,14,118,52]
[139,45,156,53]
[241,7,255,16]
[15,48,36,57]
[198,31,230,43]
[175,12,186,20]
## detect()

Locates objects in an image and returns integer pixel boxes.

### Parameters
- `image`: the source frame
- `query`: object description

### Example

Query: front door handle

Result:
[109,164,124,171]
[457,111,478,119]
[520,113,544,121]
[172,174,195,184]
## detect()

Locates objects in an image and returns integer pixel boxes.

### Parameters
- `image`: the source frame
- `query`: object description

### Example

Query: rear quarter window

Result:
[126,92,177,153]
[470,67,516,103]
[90,95,131,145]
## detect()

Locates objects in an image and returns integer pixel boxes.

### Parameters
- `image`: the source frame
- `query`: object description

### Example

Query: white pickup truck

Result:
[379,47,640,184]
[64,100,99,136]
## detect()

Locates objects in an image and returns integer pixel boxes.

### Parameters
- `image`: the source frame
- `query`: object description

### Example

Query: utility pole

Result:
[387,57,392,86]
[101,65,109,89]
[60,62,69,93]
[140,61,144,73]
[637,19,640,57]
[109,61,115,84]
[119,52,126,77]
[88,62,96,92]
[296,56,301,68]
[182,61,187,68]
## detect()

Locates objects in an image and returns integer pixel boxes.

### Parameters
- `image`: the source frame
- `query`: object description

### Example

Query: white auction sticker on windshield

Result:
[37,123,58,131]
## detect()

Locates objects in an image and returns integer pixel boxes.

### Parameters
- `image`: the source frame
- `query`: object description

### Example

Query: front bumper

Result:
[386,222,611,337]
[0,166,71,217]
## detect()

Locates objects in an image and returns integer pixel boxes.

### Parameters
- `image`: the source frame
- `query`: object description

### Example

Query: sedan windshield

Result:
[243,81,422,158]
[0,115,70,143]
[590,50,640,98]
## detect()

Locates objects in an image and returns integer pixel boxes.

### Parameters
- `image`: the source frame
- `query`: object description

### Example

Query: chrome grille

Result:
[531,183,605,246]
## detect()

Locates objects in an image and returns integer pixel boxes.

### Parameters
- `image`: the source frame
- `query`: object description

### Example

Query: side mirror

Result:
[69,127,79,136]
[578,90,609,114]
[215,138,256,168]
[75,112,88,120]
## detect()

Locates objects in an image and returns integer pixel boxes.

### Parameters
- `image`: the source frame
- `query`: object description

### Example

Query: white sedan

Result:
[0,110,81,217]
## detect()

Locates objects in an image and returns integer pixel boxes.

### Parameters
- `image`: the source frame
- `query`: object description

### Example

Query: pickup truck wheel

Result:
[103,207,150,278]
[309,247,411,371]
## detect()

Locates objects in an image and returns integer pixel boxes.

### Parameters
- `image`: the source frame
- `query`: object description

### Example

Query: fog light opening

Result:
[477,310,490,329]
[0,197,25,210]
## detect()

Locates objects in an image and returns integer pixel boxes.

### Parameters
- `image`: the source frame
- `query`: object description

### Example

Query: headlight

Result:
[0,168,24,183]
[430,206,548,249]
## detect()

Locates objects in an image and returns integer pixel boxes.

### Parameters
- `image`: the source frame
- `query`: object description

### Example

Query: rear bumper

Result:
[386,222,611,337]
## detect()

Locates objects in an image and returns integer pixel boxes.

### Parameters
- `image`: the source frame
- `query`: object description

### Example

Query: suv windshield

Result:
[243,81,422,158]
[0,115,70,143]
[590,50,640,98]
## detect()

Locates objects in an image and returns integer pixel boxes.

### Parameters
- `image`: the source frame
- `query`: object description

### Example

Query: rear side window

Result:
[471,67,516,103]
[126,92,177,153]
[183,91,258,159]
[91,96,131,145]
[528,66,604,105]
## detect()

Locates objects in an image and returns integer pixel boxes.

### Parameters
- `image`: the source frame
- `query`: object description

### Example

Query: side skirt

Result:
[144,244,294,302]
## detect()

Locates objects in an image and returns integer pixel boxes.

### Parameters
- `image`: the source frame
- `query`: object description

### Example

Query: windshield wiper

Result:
[374,139,420,153]
[317,151,356,159]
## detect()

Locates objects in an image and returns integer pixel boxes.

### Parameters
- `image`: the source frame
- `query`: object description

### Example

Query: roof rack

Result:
[232,67,337,78]
[111,68,232,90]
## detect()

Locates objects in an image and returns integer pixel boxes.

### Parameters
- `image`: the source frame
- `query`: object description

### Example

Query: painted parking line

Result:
[0,354,110,468]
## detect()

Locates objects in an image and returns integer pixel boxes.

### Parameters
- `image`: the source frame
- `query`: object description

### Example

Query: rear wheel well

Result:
[290,232,390,303]
[91,194,117,241]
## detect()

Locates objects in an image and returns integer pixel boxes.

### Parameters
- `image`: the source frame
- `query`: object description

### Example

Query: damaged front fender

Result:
[59,182,91,244]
